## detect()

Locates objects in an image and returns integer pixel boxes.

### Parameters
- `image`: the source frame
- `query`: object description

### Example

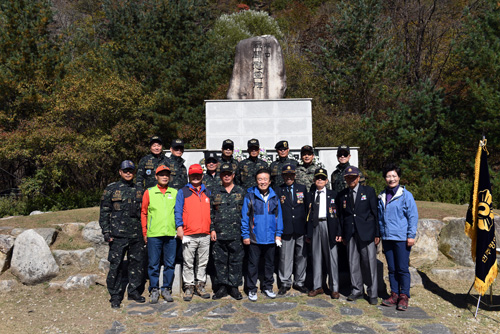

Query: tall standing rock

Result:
[227,35,286,100]
[410,219,444,268]
[11,230,59,285]
[0,235,15,273]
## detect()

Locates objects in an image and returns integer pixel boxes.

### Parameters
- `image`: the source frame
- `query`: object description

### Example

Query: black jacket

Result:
[275,182,308,235]
[337,184,379,242]
[307,188,341,245]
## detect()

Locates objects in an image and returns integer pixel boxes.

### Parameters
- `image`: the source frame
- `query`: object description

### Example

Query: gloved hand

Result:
[276,239,282,247]
[103,233,111,242]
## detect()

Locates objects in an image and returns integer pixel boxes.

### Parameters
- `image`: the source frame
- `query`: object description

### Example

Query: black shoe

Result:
[229,287,243,300]
[347,293,363,301]
[293,284,309,294]
[128,292,146,303]
[278,285,289,296]
[111,300,121,309]
[369,297,378,305]
[212,285,228,300]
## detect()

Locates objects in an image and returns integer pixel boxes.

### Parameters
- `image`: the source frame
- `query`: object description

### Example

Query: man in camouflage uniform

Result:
[270,140,298,189]
[217,139,238,173]
[168,139,188,190]
[99,160,146,309]
[296,145,320,191]
[210,163,246,300]
[136,136,170,194]
[235,138,268,190]
[331,145,365,193]
[203,156,220,191]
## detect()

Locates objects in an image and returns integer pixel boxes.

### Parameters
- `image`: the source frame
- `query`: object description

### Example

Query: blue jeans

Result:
[147,236,176,291]
[383,240,412,297]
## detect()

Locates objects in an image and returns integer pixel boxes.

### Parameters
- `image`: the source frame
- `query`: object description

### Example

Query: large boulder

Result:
[439,218,474,267]
[9,228,57,246]
[11,229,59,285]
[410,219,444,268]
[53,248,96,269]
[0,235,15,273]
[60,223,86,236]
[82,221,104,244]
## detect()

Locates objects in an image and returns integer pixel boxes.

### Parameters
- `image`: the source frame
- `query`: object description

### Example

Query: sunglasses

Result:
[337,153,349,158]
[316,176,327,180]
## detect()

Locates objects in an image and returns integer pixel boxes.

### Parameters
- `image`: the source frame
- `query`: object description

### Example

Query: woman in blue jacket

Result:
[378,164,418,311]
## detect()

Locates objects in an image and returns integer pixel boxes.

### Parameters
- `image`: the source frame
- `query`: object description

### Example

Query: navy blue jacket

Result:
[307,188,341,245]
[275,182,308,235]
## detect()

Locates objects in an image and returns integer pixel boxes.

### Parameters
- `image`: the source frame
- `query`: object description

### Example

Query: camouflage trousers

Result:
[212,239,244,287]
[106,237,145,300]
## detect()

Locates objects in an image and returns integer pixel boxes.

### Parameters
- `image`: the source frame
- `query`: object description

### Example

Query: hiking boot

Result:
[111,299,121,309]
[397,293,409,311]
[184,285,194,302]
[212,285,228,300]
[229,287,242,300]
[161,288,174,302]
[195,282,210,299]
[150,288,160,304]
[382,292,399,307]
[128,291,146,303]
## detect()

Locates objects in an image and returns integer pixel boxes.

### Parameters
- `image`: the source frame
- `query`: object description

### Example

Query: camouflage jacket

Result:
[210,184,246,240]
[331,162,365,193]
[99,179,142,238]
[136,152,170,194]
[168,155,188,190]
[270,157,299,188]
[296,162,319,191]
[235,157,268,189]
[217,156,239,174]
[203,172,221,192]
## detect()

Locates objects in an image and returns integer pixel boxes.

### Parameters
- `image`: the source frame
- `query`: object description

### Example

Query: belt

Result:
[318,218,327,221]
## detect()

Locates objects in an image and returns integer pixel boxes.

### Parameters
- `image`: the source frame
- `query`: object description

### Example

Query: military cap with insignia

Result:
[275,140,289,150]
[281,163,296,174]
[337,144,350,156]
[314,168,328,178]
[344,166,360,177]
[171,139,184,148]
[220,163,234,173]
[120,160,135,170]
[222,139,234,150]
[149,135,162,146]
[205,156,218,164]
[301,145,313,154]
[247,138,260,149]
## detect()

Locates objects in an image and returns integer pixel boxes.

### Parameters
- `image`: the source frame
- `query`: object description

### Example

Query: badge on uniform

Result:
[168,194,172,199]
[329,207,333,214]
[280,195,286,204]
[235,193,242,201]
[297,192,304,199]
[343,200,346,208]
[330,199,335,204]
[112,190,122,201]
[146,169,151,175]
[361,194,367,201]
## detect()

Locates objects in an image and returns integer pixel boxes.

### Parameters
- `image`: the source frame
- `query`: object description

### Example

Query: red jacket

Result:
[174,183,211,235]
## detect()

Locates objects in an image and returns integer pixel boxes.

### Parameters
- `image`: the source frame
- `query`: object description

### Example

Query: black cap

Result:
[301,145,313,154]
[337,144,350,156]
[149,136,162,146]
[282,164,296,174]
[275,140,289,150]
[171,139,184,148]
[247,138,260,149]
[314,168,328,178]
[222,139,234,150]
[205,156,218,164]
[220,163,234,174]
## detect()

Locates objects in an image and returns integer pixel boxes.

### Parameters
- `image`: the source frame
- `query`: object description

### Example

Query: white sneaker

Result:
[264,289,276,299]
[248,291,258,302]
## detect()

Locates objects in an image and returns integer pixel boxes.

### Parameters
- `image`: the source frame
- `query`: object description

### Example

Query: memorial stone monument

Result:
[227,35,286,100]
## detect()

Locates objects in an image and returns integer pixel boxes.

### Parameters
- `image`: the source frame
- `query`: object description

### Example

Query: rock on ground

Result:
[52,248,95,269]
[10,229,59,285]
[60,223,86,236]
[438,218,474,267]
[430,268,475,281]
[9,228,57,246]
[0,279,17,292]
[62,274,98,290]
[410,219,444,268]
[0,234,15,273]
[82,221,104,244]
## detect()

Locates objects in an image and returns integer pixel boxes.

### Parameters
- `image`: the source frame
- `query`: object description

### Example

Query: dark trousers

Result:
[107,237,145,300]
[147,236,177,291]
[247,243,275,293]
[383,240,412,297]
[213,239,244,287]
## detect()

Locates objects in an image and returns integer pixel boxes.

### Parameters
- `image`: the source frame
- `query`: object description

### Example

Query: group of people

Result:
[99,136,418,313]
